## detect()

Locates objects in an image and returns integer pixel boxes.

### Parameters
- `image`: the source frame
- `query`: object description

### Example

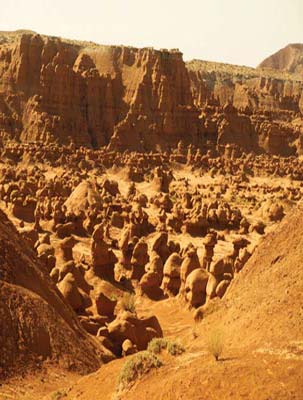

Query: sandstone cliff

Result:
[0,31,302,155]
[0,31,198,151]
[187,59,303,155]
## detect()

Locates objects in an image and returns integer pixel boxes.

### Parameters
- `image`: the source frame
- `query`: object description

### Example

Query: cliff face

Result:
[0,31,302,155]
[187,60,303,155]
[0,32,198,150]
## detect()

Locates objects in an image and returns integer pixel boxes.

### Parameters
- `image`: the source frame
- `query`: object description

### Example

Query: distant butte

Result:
[258,43,303,74]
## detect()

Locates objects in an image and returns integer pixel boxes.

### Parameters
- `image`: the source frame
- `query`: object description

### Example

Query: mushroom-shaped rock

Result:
[130,240,149,280]
[209,258,226,277]
[57,272,83,312]
[151,232,170,264]
[203,232,217,247]
[95,292,117,318]
[107,311,163,352]
[216,279,230,298]
[267,203,284,222]
[185,268,209,308]
[122,339,138,356]
[206,273,219,300]
[57,260,75,282]
[57,236,76,263]
[250,221,266,235]
[37,243,54,258]
[180,247,200,285]
[140,253,164,298]
[139,271,163,299]
[102,179,120,196]
[91,224,117,279]
[161,253,183,296]
[64,180,101,216]
[37,243,56,272]
[145,253,164,277]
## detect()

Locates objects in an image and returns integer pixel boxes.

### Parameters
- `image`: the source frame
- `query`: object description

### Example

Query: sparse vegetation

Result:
[192,326,199,339]
[51,390,67,400]
[147,338,185,356]
[187,59,303,82]
[167,340,185,356]
[110,293,118,302]
[117,351,162,392]
[116,339,185,396]
[207,329,224,361]
[147,337,168,354]
[120,292,136,313]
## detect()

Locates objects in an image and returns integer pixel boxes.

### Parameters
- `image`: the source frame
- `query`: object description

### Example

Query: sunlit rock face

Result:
[0,31,302,155]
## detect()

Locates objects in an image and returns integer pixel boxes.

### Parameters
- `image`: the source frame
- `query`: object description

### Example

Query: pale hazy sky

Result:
[1,0,302,67]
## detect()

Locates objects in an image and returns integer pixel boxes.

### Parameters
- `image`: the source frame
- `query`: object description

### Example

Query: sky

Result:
[1,0,302,67]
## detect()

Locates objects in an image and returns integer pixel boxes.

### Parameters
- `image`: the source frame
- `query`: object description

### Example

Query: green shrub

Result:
[147,338,185,356]
[147,338,168,354]
[117,351,162,392]
[167,341,185,356]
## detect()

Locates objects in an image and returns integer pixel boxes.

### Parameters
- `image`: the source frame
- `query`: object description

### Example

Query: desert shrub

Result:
[167,341,185,356]
[147,338,185,356]
[147,338,168,354]
[192,327,198,339]
[120,292,136,313]
[117,351,162,392]
[51,390,67,400]
[110,293,118,301]
[207,329,224,361]
[192,320,199,339]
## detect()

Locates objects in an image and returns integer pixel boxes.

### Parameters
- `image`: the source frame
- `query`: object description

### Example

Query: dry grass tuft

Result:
[120,292,136,313]
[207,329,225,361]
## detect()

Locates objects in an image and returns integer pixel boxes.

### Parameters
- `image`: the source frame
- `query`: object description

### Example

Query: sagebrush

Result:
[117,351,162,392]
[147,338,185,356]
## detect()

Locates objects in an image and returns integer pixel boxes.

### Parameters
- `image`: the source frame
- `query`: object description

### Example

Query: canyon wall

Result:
[187,60,303,155]
[0,32,198,151]
[0,31,302,155]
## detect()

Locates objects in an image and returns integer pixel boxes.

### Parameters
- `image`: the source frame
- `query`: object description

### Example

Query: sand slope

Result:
[0,209,103,379]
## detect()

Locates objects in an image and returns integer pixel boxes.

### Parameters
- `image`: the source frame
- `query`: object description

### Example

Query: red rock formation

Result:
[0,32,199,150]
[0,31,302,155]
[187,59,303,154]
[218,104,257,152]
